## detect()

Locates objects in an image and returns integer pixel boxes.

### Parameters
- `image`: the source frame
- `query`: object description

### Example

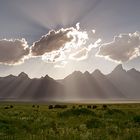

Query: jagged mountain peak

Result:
[111,64,126,74]
[18,72,29,79]
[64,71,83,80]
[73,71,83,75]
[84,71,91,76]
[1,65,140,101]
[44,74,54,81]
[92,69,103,76]
[127,68,138,73]
[5,74,16,79]
[114,64,123,70]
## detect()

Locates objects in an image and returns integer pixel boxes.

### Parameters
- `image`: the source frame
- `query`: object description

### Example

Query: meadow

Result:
[0,102,140,140]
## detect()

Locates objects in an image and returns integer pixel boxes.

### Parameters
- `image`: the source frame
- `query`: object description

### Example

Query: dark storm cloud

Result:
[0,39,29,65]
[31,28,73,56]
[97,32,140,63]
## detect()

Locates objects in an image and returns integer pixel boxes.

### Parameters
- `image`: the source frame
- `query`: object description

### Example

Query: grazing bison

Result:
[72,106,76,109]
[10,105,14,108]
[102,104,107,109]
[4,106,9,109]
[92,105,97,109]
[79,105,82,108]
[87,105,91,109]
[48,105,53,109]
[54,105,67,109]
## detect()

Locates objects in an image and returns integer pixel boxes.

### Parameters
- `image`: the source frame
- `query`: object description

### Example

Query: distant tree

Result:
[37,105,39,108]
[32,105,35,108]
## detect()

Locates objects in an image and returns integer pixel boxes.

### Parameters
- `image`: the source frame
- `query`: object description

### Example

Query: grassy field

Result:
[0,102,140,140]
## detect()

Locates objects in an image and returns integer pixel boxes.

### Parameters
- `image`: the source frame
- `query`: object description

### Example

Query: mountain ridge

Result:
[1,64,138,80]
[0,64,140,101]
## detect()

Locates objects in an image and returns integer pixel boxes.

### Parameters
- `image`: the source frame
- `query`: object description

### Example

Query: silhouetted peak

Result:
[44,74,49,78]
[92,69,103,77]
[44,74,54,81]
[5,74,16,79]
[115,64,123,70]
[72,71,83,76]
[64,71,83,80]
[112,64,125,73]
[127,68,139,74]
[128,68,137,72]
[18,72,29,79]
[84,71,91,76]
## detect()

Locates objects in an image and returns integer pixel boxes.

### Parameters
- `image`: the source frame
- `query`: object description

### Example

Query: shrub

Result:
[106,109,124,116]
[133,115,140,124]
[59,108,95,117]
[86,118,103,128]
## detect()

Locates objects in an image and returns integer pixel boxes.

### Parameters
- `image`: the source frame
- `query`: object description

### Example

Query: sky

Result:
[0,0,140,79]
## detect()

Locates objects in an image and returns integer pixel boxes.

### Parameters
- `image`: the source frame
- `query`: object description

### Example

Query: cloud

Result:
[54,61,68,68]
[69,48,89,61]
[97,32,140,63]
[92,30,96,34]
[0,39,29,65]
[31,23,89,64]
[0,23,100,67]
[68,38,101,61]
[31,28,73,56]
[76,23,80,30]
[87,38,102,50]
[42,51,66,63]
[31,23,88,57]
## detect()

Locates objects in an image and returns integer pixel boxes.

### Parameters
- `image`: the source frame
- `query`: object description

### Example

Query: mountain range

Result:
[0,64,140,102]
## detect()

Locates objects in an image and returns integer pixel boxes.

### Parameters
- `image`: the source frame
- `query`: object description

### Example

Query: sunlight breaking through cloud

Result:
[69,48,89,61]
[31,23,100,66]
[0,23,101,67]
[54,61,68,68]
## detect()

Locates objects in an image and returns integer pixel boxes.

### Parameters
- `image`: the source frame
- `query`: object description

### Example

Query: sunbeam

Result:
[13,0,103,30]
